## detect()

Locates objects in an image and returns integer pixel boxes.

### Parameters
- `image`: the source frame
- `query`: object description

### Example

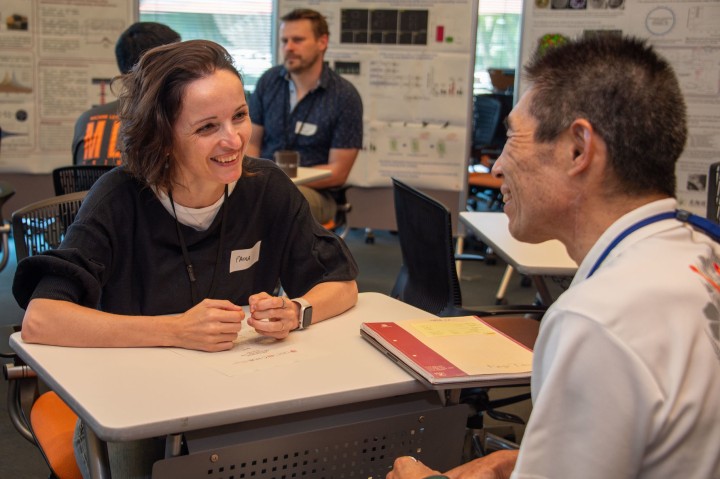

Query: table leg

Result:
[531,275,553,306]
[165,434,183,458]
[495,265,514,304]
[86,427,111,479]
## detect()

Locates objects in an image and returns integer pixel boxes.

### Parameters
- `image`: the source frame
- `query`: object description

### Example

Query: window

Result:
[474,0,522,93]
[139,0,273,92]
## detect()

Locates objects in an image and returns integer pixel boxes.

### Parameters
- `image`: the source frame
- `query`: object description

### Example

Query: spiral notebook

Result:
[360,316,533,389]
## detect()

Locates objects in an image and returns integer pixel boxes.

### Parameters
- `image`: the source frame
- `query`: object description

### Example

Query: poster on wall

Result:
[278,0,478,191]
[0,0,134,173]
[518,0,720,216]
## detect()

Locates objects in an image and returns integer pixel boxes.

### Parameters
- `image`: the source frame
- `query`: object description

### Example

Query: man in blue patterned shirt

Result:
[248,8,363,224]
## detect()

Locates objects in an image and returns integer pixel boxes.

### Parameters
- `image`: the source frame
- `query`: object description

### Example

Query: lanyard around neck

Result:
[587,209,720,279]
[168,185,229,305]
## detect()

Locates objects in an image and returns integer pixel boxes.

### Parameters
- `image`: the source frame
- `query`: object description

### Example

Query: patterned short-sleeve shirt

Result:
[249,64,363,167]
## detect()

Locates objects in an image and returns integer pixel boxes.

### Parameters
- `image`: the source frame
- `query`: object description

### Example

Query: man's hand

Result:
[386,450,518,479]
[386,456,440,479]
[445,450,519,479]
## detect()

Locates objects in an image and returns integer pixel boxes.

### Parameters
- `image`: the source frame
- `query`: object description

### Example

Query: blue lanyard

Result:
[587,209,720,279]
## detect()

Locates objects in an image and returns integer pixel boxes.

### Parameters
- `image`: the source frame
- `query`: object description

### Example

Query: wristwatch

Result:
[292,297,313,330]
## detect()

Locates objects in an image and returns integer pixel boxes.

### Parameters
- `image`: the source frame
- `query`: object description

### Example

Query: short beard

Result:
[285,52,321,74]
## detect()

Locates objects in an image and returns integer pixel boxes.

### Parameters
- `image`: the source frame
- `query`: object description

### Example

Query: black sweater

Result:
[13,157,358,315]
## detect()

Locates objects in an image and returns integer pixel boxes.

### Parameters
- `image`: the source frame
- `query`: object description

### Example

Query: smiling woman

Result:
[168,69,251,207]
[12,39,359,478]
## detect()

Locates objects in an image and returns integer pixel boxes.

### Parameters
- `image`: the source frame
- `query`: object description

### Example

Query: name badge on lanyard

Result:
[295,121,317,136]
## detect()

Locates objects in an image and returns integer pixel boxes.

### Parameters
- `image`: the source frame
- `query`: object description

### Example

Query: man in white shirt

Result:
[388,34,720,479]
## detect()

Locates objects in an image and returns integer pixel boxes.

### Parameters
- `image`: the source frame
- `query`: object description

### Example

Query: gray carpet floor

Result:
[0,226,550,478]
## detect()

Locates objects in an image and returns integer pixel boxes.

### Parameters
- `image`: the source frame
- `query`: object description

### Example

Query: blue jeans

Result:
[74,420,165,479]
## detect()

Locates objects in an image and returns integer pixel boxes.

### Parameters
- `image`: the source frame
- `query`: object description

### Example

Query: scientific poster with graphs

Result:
[279,0,478,191]
[0,0,134,173]
[519,0,720,215]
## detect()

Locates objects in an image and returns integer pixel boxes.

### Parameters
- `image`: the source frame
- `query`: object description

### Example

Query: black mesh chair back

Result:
[391,178,465,316]
[472,95,503,152]
[12,191,87,261]
[391,178,545,316]
[52,165,114,196]
[707,162,720,223]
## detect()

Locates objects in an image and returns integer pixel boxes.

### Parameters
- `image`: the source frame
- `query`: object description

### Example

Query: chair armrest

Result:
[455,253,486,262]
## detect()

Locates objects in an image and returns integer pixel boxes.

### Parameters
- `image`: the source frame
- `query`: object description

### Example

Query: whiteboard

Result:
[277,0,478,192]
[0,0,135,173]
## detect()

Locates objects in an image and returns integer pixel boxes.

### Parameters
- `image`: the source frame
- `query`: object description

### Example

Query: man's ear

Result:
[318,34,329,53]
[567,119,596,177]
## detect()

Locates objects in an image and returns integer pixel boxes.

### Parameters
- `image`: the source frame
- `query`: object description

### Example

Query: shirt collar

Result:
[280,62,330,90]
[572,197,678,285]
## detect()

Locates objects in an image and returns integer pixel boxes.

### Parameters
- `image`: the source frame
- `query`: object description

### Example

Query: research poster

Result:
[0,0,134,173]
[279,0,478,191]
[519,0,720,215]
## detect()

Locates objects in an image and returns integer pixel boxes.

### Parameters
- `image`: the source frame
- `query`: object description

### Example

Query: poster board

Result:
[0,0,135,173]
[518,0,720,216]
[277,0,478,192]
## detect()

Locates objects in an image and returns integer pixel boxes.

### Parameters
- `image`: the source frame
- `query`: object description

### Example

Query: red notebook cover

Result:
[361,316,532,386]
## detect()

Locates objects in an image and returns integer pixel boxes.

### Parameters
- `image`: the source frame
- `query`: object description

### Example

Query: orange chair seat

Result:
[468,172,503,189]
[30,391,82,479]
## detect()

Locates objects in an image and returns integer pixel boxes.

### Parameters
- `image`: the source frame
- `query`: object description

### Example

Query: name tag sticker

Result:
[295,121,317,136]
[230,240,261,272]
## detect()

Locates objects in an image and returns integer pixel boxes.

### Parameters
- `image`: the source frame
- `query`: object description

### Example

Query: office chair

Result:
[390,178,544,455]
[0,180,15,273]
[472,95,504,158]
[390,178,543,317]
[707,162,720,223]
[3,191,88,479]
[52,164,114,196]
[468,94,506,212]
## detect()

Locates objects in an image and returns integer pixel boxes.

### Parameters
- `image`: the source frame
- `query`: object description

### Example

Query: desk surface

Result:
[460,212,578,276]
[291,167,331,185]
[10,293,429,442]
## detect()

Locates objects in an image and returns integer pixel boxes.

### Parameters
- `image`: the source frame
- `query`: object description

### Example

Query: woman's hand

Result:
[247,292,299,339]
[173,298,245,351]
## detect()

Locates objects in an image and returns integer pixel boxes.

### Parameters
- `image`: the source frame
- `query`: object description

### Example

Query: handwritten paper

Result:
[169,325,324,377]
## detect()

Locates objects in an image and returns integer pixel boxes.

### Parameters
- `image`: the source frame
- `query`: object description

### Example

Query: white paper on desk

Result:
[169,325,324,377]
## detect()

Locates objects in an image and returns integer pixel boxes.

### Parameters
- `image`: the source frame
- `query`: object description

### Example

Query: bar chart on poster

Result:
[278,0,478,192]
[0,0,135,173]
[518,0,720,215]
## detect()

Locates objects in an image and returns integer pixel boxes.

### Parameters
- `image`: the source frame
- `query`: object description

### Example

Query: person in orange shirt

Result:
[71,22,180,165]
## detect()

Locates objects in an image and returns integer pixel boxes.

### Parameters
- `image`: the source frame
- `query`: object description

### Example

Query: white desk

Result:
[460,212,578,304]
[11,293,469,478]
[291,166,331,185]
